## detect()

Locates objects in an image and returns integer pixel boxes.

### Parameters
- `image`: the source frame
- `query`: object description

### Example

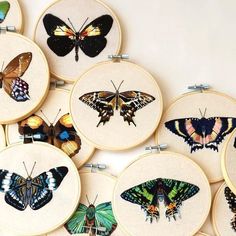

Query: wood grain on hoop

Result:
[0,32,50,124]
[113,151,211,236]
[33,0,122,82]
[156,90,236,183]
[0,125,5,149]
[70,60,163,151]
[0,142,80,236]
[5,88,95,168]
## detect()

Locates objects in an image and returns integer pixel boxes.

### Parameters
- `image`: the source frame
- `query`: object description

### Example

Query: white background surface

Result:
[18,0,236,177]
[5,0,236,235]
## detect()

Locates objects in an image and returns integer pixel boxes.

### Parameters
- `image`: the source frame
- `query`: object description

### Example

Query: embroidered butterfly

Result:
[79,80,155,127]
[65,195,117,236]
[225,186,236,232]
[18,110,81,158]
[0,52,32,102]
[0,162,68,211]
[165,108,236,153]
[43,14,113,62]
[0,1,10,23]
[121,178,199,222]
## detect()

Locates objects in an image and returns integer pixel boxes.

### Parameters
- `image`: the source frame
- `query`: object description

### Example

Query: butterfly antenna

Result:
[203,108,207,117]
[93,194,98,205]
[117,80,124,92]
[110,80,118,91]
[86,195,91,205]
[67,18,77,33]
[199,108,203,118]
[40,109,51,124]
[1,62,4,72]
[52,108,62,125]
[23,162,30,177]
[29,162,36,177]
[78,17,89,33]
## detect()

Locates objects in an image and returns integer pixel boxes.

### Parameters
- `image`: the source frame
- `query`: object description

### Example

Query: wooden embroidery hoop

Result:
[5,88,95,168]
[70,60,163,151]
[112,151,211,236]
[221,128,236,195]
[155,89,236,183]
[48,170,119,236]
[0,125,5,149]
[0,0,23,33]
[195,233,211,236]
[0,32,50,124]
[212,182,236,236]
[0,142,81,236]
[33,0,122,82]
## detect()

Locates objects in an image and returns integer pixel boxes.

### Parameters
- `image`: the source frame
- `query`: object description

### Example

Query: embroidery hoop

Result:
[5,88,95,168]
[212,182,236,236]
[48,170,121,236]
[0,142,80,235]
[33,0,122,82]
[0,0,23,33]
[112,151,211,236]
[0,32,50,124]
[221,128,236,195]
[0,125,5,149]
[70,60,163,151]
[155,90,236,183]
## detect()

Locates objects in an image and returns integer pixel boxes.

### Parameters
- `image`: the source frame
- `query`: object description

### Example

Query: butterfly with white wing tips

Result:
[0,52,32,102]
[79,80,155,127]
[0,162,68,211]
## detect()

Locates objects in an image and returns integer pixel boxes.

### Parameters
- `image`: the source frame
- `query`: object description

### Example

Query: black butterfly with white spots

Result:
[0,162,68,211]
[225,186,236,232]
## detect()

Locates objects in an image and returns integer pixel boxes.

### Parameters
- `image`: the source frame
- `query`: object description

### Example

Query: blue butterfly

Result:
[0,162,68,211]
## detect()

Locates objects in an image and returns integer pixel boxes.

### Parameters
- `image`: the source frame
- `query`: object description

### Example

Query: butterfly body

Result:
[121,178,199,222]
[43,14,113,62]
[18,113,81,157]
[65,201,117,235]
[165,115,236,153]
[0,52,32,102]
[79,81,155,127]
[0,166,68,211]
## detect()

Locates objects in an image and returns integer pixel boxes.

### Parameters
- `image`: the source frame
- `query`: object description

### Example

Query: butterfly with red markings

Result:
[43,14,113,62]
[79,80,155,127]
[165,108,236,153]
[0,52,32,102]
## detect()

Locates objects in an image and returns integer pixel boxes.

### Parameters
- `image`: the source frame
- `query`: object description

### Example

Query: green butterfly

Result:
[121,178,200,222]
[0,1,10,23]
[65,195,117,236]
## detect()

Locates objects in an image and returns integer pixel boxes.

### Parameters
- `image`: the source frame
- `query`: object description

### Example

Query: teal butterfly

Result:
[121,178,199,222]
[65,195,117,236]
[0,1,10,23]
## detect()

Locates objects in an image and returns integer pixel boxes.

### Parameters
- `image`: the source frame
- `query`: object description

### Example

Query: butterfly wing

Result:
[0,1,10,23]
[2,52,32,101]
[54,113,81,158]
[18,115,50,143]
[30,166,68,210]
[79,91,116,127]
[95,202,117,235]
[0,169,27,210]
[165,117,236,153]
[225,186,236,231]
[119,91,155,126]
[43,14,75,57]
[65,203,88,234]
[79,15,113,57]
[161,178,199,220]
